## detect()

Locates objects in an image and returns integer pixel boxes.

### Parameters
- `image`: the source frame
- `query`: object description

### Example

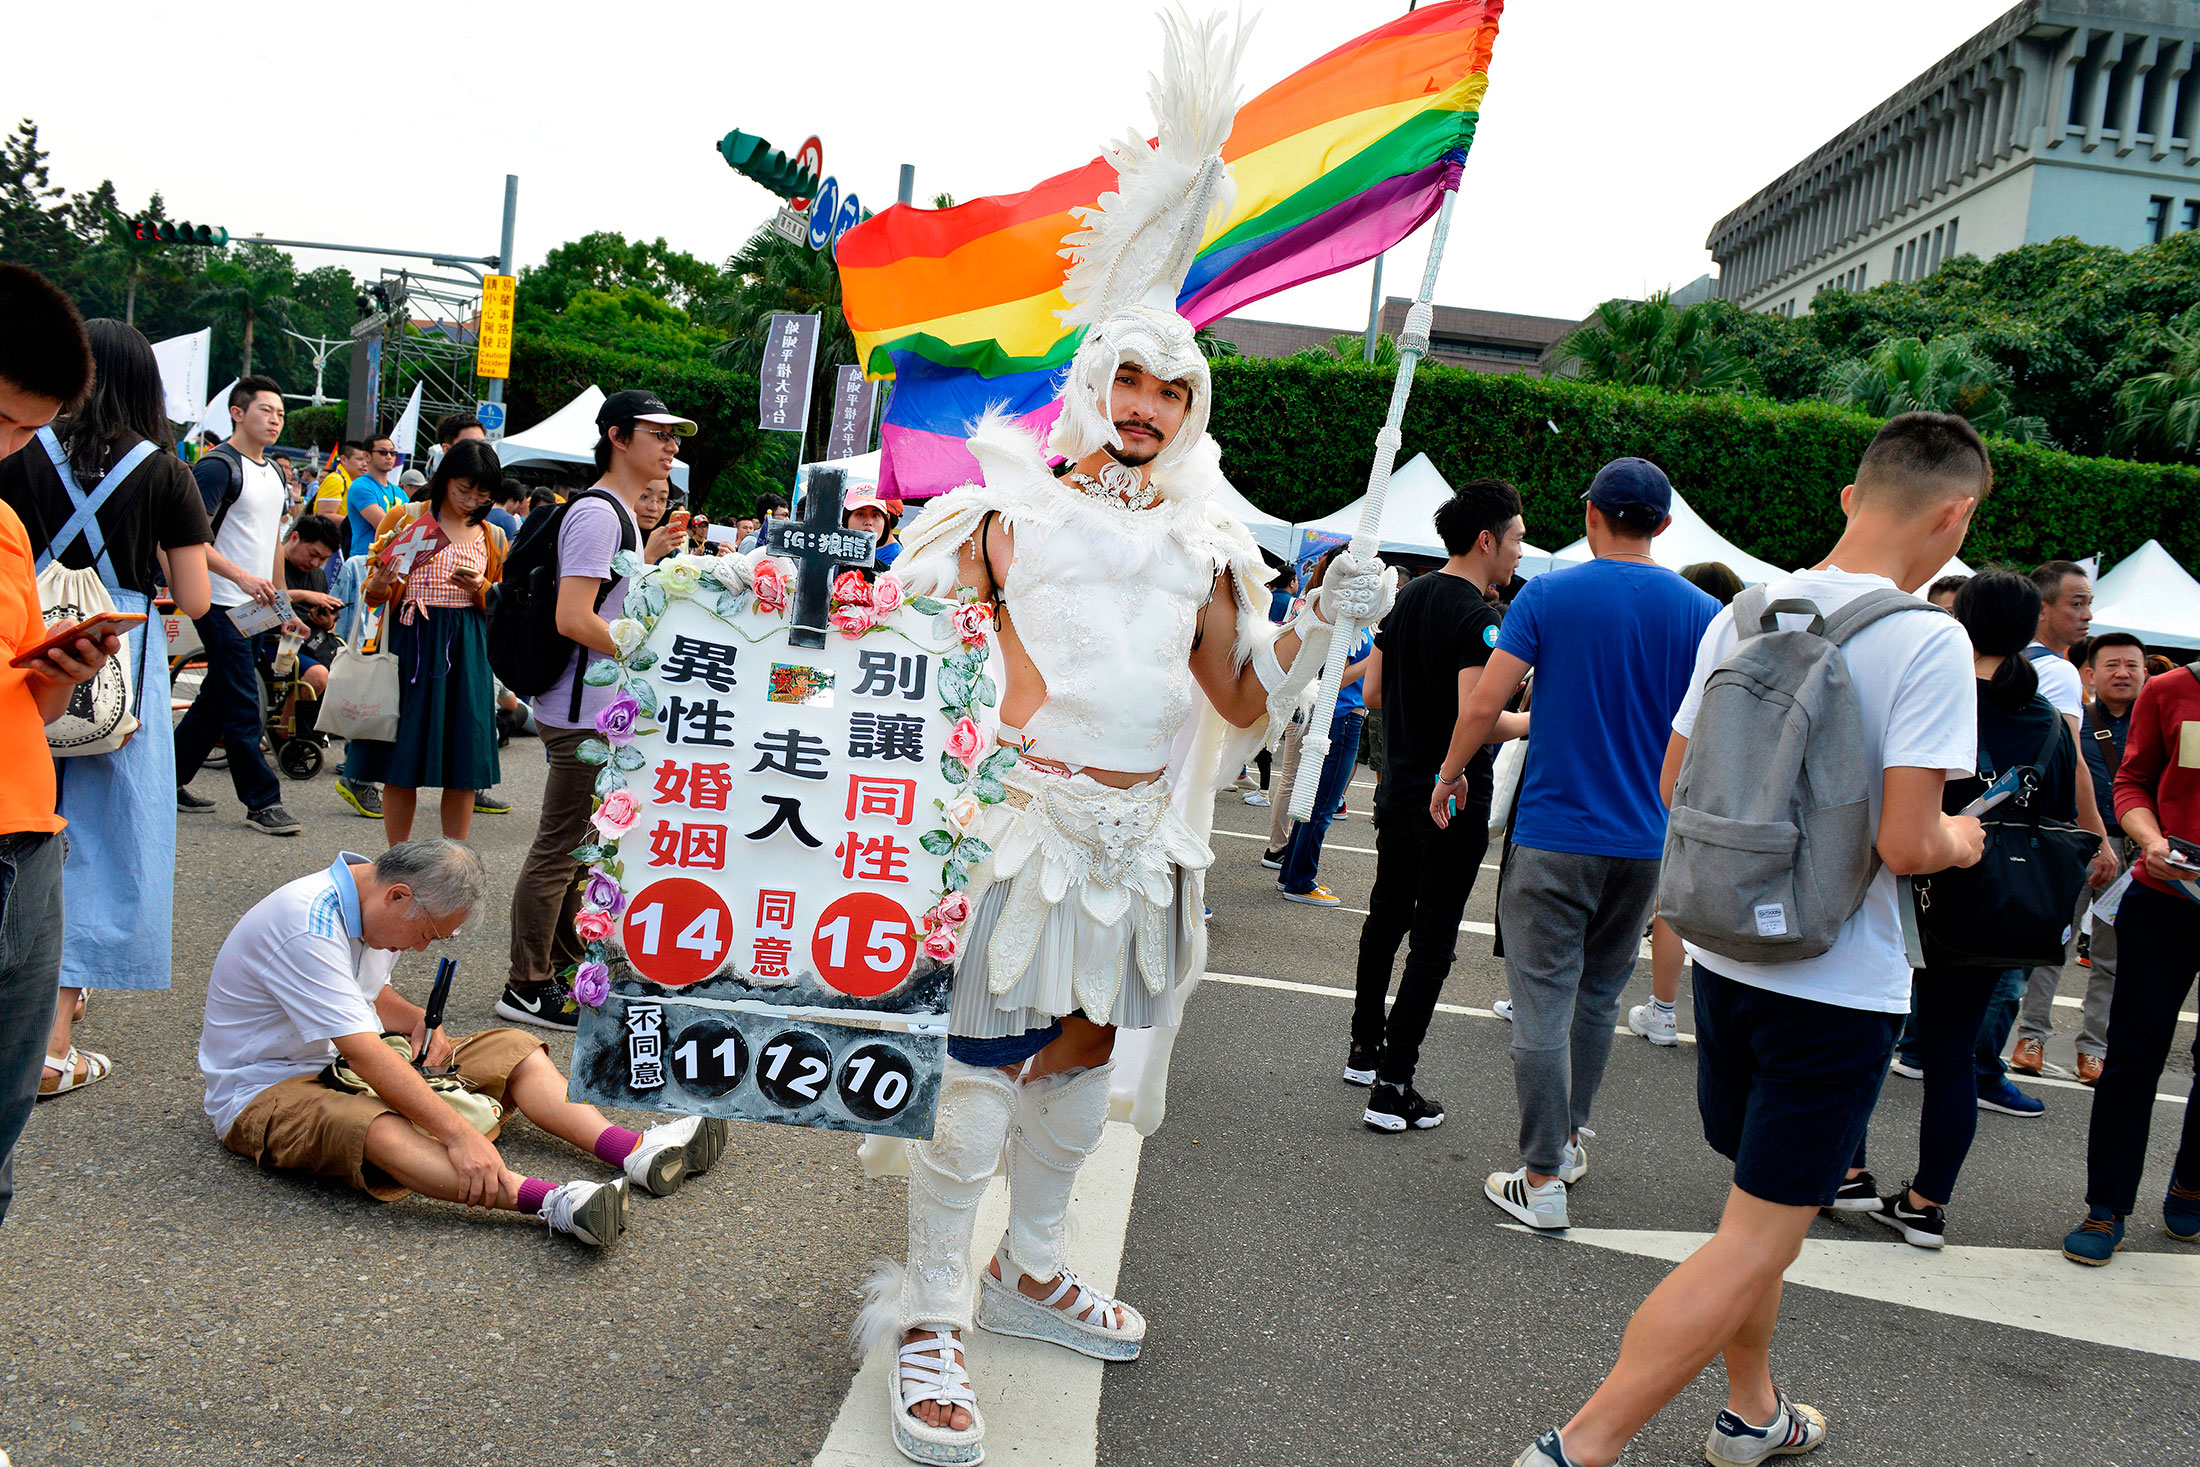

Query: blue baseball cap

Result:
[1580,457,1673,520]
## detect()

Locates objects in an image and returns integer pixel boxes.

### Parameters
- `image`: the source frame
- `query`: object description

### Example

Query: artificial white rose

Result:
[608,617,648,658]
[661,561,703,599]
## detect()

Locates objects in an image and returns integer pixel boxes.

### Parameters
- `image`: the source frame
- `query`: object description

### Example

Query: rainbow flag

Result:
[838,0,1502,498]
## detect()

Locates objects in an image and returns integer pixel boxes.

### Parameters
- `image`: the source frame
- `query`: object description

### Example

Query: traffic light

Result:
[717,130,818,202]
[124,218,229,247]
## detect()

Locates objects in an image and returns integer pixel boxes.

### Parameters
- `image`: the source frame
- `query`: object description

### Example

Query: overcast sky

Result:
[19,0,2016,330]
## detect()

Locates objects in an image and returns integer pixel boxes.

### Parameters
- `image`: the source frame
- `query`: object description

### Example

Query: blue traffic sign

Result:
[808,177,840,250]
[833,192,862,250]
[475,400,506,435]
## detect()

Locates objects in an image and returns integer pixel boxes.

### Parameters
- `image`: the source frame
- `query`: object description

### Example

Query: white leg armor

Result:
[902,1058,1018,1332]
[977,1062,1147,1361]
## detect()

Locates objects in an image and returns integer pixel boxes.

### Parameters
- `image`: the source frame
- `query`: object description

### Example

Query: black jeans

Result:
[0,831,64,1225]
[173,607,280,810]
[2086,881,2200,1216]
[1857,966,2012,1205]
[1351,794,1489,1085]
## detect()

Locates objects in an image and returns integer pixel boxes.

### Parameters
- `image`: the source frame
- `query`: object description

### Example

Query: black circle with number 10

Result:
[669,1022,747,1098]
[755,1029,834,1111]
[836,1042,919,1123]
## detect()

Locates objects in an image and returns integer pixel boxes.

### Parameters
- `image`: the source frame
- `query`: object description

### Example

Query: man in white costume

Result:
[855,12,1393,1463]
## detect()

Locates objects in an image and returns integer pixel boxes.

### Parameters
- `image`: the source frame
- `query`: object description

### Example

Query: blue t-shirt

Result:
[486,505,521,539]
[1335,629,1375,716]
[1496,558,1719,858]
[344,474,404,554]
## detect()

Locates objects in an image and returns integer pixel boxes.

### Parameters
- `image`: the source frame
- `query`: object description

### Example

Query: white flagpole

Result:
[1287,185,1460,822]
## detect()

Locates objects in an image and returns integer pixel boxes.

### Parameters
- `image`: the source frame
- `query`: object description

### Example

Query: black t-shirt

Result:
[1943,686,2078,823]
[283,559,329,596]
[1373,570,1502,809]
[0,436,212,597]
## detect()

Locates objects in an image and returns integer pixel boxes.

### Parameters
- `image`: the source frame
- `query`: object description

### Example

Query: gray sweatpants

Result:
[2016,883,2117,1059]
[1500,844,1662,1174]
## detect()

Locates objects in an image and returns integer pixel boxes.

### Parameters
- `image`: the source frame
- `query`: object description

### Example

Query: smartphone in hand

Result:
[10,612,146,669]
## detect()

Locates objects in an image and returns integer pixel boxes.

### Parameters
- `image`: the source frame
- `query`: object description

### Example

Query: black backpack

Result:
[1905,702,2097,969]
[191,443,252,535]
[486,488,637,719]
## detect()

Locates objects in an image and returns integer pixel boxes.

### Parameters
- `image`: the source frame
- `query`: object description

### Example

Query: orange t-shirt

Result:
[0,500,62,835]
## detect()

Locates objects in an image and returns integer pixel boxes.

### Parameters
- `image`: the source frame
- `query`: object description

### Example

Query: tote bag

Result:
[32,430,156,757]
[319,605,400,742]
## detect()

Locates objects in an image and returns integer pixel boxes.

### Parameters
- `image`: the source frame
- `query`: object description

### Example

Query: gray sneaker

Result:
[1706,1391,1827,1465]
[244,804,302,837]
[334,777,384,818]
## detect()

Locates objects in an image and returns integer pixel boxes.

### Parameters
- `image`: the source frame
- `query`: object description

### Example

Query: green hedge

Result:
[509,334,764,511]
[279,402,346,453]
[1208,358,2200,570]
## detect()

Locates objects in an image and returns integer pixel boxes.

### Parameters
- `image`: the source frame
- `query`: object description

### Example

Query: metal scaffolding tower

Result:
[370,267,482,435]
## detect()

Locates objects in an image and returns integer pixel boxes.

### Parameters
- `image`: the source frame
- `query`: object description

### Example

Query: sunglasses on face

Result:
[635,426,681,446]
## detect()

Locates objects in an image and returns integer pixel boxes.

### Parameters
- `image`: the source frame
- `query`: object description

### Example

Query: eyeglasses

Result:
[410,898,462,944]
[636,426,681,446]
[370,446,398,456]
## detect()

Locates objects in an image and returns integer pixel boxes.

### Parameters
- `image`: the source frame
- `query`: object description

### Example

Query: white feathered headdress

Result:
[1047,8,1249,473]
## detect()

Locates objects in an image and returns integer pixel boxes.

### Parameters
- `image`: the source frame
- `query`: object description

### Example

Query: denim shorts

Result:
[947,1021,1062,1069]
[1693,962,1899,1208]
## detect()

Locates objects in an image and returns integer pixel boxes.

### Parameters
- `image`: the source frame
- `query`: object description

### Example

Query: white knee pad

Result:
[1004,1062,1114,1282]
[900,1058,1016,1332]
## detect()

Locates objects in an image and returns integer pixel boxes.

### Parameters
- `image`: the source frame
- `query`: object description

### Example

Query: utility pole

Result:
[281,329,352,405]
[898,165,915,206]
[488,175,518,412]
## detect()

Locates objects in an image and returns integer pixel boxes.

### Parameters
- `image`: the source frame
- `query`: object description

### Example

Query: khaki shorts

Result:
[221,1028,546,1201]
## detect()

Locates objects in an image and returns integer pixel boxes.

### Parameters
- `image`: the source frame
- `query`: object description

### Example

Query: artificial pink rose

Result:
[829,602,876,637]
[574,908,616,943]
[934,891,972,927]
[922,925,959,962]
[832,570,871,607]
[870,574,905,616]
[949,601,993,645]
[592,788,640,839]
[943,717,985,766]
[752,557,788,613]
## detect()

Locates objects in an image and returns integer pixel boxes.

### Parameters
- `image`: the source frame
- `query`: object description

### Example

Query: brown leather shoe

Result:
[2009,1037,2046,1075]
[2075,1053,2103,1086]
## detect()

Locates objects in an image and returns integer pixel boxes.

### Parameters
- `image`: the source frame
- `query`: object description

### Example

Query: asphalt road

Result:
[2,757,2193,1466]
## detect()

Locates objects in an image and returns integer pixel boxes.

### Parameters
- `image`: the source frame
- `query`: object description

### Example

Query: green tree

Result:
[189,244,298,376]
[695,226,852,375]
[2110,302,2200,459]
[1819,333,2052,443]
[78,196,179,326]
[516,231,720,317]
[1552,292,1762,394]
[539,286,721,362]
[0,119,74,276]
[1292,331,1396,366]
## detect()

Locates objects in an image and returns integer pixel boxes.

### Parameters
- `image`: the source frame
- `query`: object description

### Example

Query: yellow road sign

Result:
[477,273,516,380]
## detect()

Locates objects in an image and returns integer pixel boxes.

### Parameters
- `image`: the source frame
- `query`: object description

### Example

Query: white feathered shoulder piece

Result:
[1057,7,1251,326]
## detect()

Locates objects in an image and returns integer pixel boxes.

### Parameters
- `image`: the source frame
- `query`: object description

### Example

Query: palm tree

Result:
[696,225,854,377]
[1551,293,1761,395]
[189,247,297,375]
[1290,331,1397,366]
[2110,304,2200,459]
[1820,334,2051,444]
[84,201,179,326]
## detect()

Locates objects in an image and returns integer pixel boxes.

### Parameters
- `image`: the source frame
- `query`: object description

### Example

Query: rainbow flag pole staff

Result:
[1287,170,1462,823]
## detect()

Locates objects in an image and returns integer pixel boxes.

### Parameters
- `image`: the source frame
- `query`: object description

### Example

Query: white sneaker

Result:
[541,1177,630,1248]
[1888,1058,1923,1079]
[1705,1391,1827,1466]
[1486,1167,1569,1229]
[1557,1134,1590,1185]
[1492,999,1514,1022]
[1628,1002,1679,1046]
[1242,789,1271,807]
[623,1114,730,1197]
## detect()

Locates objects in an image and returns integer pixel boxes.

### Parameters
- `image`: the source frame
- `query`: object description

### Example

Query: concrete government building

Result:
[1709,0,2200,316]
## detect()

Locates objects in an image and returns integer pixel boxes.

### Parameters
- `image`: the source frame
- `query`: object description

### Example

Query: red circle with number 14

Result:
[621,878,733,987]
[811,892,917,998]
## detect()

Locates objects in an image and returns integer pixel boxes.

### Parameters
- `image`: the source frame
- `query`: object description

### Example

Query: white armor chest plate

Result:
[1005,511,1212,771]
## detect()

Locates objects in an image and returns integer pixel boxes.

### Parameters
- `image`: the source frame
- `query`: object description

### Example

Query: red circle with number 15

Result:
[621,878,733,987]
[811,892,917,998]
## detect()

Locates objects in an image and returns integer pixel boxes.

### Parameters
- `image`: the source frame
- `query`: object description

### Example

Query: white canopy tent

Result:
[802,448,882,489]
[497,384,692,491]
[1534,489,1789,585]
[1214,476,1293,560]
[1291,453,1470,561]
[2090,538,2200,650]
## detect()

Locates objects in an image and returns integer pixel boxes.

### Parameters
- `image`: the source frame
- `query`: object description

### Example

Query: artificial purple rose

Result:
[584,872,626,914]
[572,961,612,1009]
[595,692,641,744]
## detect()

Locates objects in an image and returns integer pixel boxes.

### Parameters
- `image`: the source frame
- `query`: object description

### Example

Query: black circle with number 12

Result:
[835,1041,918,1123]
[755,1029,834,1111]
[670,1022,747,1098]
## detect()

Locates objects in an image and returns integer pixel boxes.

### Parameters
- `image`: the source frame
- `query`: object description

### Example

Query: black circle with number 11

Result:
[670,1022,747,1098]
[755,1029,834,1111]
[836,1042,918,1123]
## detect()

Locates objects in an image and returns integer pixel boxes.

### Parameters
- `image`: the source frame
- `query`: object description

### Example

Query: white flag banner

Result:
[191,378,240,452]
[389,383,424,458]
[150,328,210,425]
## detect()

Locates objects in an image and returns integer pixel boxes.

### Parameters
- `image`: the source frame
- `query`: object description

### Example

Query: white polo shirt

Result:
[199,852,401,1139]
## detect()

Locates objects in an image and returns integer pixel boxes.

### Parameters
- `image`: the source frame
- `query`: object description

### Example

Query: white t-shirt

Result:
[1671,568,1977,1012]
[207,450,286,608]
[199,853,401,1138]
[2024,642,2084,720]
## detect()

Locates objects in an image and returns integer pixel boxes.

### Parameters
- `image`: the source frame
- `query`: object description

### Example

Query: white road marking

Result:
[1208,826,1500,870]
[2050,992,2197,1024]
[1512,1226,2200,1363]
[815,1124,1145,1467]
[1202,971,1696,1045]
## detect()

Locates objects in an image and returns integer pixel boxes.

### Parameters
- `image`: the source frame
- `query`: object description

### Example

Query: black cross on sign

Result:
[767,465,877,648]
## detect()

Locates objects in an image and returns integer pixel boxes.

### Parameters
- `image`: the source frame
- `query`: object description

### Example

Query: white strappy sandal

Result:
[37,1047,111,1100]
[978,1251,1146,1361]
[889,1330,985,1465]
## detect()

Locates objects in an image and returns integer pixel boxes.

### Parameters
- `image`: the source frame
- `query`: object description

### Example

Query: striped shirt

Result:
[401,536,490,622]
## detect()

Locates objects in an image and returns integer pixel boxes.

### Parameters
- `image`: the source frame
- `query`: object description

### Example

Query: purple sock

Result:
[593,1125,643,1166]
[516,1176,553,1216]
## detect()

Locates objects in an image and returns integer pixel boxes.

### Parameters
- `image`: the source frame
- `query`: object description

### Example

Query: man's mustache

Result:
[1114,419,1161,438]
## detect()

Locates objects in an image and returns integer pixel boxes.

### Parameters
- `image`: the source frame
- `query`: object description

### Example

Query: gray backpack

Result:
[1659,585,1935,963]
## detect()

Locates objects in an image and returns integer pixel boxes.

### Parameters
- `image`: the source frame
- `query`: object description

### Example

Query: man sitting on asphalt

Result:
[200,838,729,1249]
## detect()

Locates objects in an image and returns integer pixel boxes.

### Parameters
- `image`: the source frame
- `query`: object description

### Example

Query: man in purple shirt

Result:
[496,391,693,1030]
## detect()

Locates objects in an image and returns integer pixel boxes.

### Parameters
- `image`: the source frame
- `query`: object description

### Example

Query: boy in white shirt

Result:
[1511,413,1991,1467]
